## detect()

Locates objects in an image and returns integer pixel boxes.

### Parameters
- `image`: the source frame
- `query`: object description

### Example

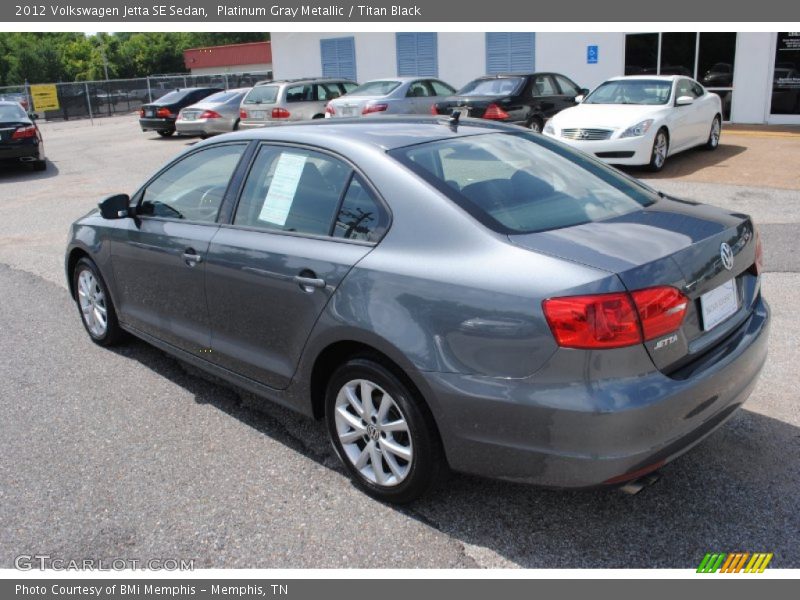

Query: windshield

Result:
[0,104,27,120]
[347,80,401,96]
[390,132,655,234]
[244,85,280,104]
[457,77,523,97]
[584,79,672,105]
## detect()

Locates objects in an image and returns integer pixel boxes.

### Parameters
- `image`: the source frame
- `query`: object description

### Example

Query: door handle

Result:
[182,249,203,266]
[293,274,326,292]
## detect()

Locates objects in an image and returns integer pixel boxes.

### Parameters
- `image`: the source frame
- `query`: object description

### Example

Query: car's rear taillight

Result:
[542,293,642,349]
[543,286,687,349]
[156,107,172,118]
[362,102,388,115]
[325,103,335,116]
[482,103,509,120]
[430,104,439,115]
[239,108,248,119]
[272,107,291,119]
[630,287,688,341]
[199,110,222,119]
[12,125,37,140]
[754,229,764,275]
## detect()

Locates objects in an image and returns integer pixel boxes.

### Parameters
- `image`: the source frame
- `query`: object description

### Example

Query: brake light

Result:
[12,125,37,140]
[156,107,172,118]
[199,110,222,119]
[325,103,335,116]
[362,102,388,115]
[542,286,687,349]
[271,107,291,119]
[239,108,248,119]
[754,229,764,275]
[430,104,439,115]
[543,293,642,349]
[630,287,688,341]
[482,103,509,120]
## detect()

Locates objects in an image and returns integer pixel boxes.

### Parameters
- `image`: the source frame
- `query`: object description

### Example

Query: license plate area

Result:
[250,110,266,120]
[452,106,470,117]
[145,109,155,117]
[340,105,358,117]
[700,279,739,331]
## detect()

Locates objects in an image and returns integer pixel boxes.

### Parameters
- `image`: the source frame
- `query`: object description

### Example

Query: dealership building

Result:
[271,32,800,124]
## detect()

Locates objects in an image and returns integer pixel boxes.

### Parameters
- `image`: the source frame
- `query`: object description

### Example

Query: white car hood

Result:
[551,103,668,131]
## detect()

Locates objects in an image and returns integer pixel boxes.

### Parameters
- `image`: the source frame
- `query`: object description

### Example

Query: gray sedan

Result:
[326,77,455,117]
[65,117,769,503]
[175,88,250,137]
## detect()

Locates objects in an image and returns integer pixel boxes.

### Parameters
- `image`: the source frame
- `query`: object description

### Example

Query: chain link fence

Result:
[0,70,272,121]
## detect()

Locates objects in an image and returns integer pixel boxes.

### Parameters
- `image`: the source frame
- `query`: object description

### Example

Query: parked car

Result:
[0,101,46,171]
[139,87,222,137]
[65,117,768,503]
[431,72,587,132]
[701,63,733,87]
[238,78,357,128]
[544,75,723,171]
[0,92,30,111]
[175,88,251,138]
[325,77,456,117]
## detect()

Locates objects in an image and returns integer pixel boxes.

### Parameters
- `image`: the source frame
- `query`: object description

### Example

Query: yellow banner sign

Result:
[30,84,60,112]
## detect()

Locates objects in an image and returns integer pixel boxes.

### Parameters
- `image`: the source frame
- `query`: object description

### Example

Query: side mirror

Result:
[676,95,694,106]
[98,194,131,219]
[579,88,590,96]
[574,94,585,103]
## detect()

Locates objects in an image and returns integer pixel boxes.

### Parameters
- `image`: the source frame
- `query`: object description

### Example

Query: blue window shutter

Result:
[486,32,535,74]
[396,33,438,77]
[321,37,357,81]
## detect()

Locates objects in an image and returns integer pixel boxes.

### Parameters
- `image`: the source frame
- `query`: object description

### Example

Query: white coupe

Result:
[543,75,722,171]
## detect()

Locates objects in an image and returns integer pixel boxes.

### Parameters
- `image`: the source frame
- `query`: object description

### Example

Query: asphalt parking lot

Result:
[0,115,798,569]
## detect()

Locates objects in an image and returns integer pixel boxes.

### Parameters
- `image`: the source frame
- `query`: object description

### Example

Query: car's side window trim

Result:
[132,141,250,226]
[224,141,393,245]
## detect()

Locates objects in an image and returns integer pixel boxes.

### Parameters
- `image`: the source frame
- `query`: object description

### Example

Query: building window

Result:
[771,32,800,115]
[625,32,737,120]
[396,33,438,77]
[485,33,535,75]
[320,37,357,82]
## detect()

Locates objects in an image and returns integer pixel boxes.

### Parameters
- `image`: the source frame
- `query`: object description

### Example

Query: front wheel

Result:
[325,358,444,503]
[648,129,669,172]
[528,116,544,133]
[705,115,721,150]
[73,257,125,346]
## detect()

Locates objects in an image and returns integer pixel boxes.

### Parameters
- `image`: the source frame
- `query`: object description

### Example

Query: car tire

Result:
[72,257,126,347]
[325,357,444,504]
[233,119,240,131]
[704,115,721,150]
[528,116,544,133]
[648,128,669,172]
[157,130,175,137]
[31,159,47,172]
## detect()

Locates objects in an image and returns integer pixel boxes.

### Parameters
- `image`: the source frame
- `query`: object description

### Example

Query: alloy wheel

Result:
[77,269,108,337]
[653,132,668,169]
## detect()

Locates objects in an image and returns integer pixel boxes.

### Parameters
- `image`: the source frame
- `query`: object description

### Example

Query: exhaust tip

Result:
[618,471,662,495]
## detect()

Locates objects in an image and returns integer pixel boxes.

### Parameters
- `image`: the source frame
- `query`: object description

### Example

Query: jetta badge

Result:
[720,242,734,271]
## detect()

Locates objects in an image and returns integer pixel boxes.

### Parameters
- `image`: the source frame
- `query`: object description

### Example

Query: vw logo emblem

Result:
[366,424,380,441]
[720,242,734,271]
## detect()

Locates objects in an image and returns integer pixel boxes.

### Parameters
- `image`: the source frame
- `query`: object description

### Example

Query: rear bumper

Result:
[175,118,236,136]
[238,120,290,129]
[422,295,770,487]
[139,117,175,132]
[0,141,41,161]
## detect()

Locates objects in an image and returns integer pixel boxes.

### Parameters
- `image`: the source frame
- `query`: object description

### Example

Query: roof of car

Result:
[211,115,521,151]
[607,75,683,82]
[254,77,355,86]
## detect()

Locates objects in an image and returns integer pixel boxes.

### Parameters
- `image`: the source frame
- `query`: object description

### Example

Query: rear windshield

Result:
[203,91,244,104]
[348,81,402,96]
[457,77,524,96]
[244,85,280,104]
[0,104,27,120]
[390,132,656,234]
[155,90,191,104]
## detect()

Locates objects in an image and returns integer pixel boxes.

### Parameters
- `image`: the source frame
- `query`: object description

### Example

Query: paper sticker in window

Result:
[258,153,308,226]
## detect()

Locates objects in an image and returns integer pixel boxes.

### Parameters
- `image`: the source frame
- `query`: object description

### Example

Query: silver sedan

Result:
[175,88,251,137]
[325,77,455,118]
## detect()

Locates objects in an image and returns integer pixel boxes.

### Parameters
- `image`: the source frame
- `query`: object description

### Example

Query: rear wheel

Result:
[527,116,544,133]
[157,129,174,137]
[233,119,240,131]
[648,129,669,172]
[705,115,721,150]
[325,358,444,503]
[72,257,125,347]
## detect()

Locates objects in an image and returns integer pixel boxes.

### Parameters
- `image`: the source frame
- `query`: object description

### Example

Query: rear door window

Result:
[532,75,558,96]
[234,146,351,236]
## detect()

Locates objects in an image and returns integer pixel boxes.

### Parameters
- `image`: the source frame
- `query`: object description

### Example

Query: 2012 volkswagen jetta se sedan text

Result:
[65,117,769,503]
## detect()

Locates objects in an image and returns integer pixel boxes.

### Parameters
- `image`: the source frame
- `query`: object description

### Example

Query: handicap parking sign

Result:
[587,45,599,64]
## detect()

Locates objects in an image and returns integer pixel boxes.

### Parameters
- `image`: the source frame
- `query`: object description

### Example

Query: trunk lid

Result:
[435,95,514,119]
[510,197,760,373]
[0,120,32,144]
